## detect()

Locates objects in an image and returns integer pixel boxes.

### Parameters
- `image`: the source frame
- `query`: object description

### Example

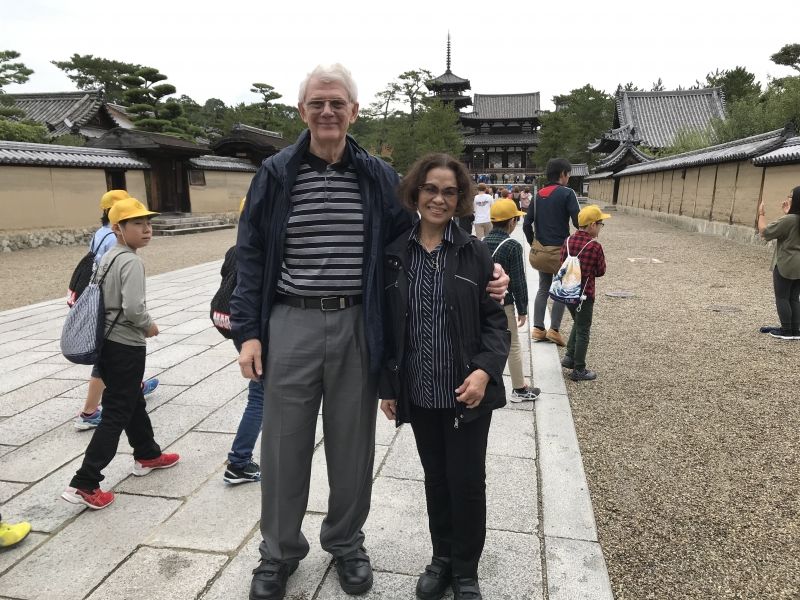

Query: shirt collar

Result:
[408,220,456,247]
[305,144,351,173]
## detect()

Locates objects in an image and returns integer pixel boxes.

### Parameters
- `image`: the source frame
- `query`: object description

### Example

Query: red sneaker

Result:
[133,453,180,476]
[61,486,115,510]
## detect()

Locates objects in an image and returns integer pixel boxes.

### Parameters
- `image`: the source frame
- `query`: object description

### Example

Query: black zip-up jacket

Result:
[379,224,510,426]
[230,130,413,374]
[522,183,580,246]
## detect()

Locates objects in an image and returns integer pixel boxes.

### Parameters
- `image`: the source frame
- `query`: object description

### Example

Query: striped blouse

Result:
[405,221,458,409]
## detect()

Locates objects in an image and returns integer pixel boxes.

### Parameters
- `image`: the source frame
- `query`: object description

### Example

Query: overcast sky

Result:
[3,0,798,113]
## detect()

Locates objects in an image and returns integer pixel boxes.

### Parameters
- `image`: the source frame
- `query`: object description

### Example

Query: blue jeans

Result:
[228,379,264,467]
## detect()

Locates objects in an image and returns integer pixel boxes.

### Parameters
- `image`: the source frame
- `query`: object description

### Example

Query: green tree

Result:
[0,50,48,142]
[535,84,615,168]
[770,43,800,73]
[704,67,761,103]
[0,50,33,87]
[415,100,464,158]
[51,54,140,103]
[398,69,432,123]
[651,77,665,91]
[119,67,199,138]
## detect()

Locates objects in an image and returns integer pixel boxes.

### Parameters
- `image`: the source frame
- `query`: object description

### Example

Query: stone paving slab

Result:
[0,495,181,600]
[85,547,228,600]
[0,230,612,599]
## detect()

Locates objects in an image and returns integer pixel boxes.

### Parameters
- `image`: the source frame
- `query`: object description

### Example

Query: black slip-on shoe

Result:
[250,559,298,600]
[416,556,452,600]
[335,546,373,595]
[452,576,482,600]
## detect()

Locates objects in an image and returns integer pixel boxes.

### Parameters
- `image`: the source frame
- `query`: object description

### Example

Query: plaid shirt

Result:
[483,227,528,314]
[560,230,606,300]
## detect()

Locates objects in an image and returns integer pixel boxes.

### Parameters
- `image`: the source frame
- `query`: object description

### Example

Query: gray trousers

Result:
[533,271,566,330]
[259,303,378,562]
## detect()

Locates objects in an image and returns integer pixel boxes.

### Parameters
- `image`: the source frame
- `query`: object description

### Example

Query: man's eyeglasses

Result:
[304,99,350,113]
[419,184,459,200]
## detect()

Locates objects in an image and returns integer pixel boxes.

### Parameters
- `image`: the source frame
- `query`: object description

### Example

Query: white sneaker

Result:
[510,386,540,402]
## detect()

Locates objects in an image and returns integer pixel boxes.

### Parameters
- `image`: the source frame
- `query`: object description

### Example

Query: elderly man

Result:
[233,64,507,600]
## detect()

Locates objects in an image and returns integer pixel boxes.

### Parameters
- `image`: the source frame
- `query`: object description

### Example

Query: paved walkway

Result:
[0,226,612,599]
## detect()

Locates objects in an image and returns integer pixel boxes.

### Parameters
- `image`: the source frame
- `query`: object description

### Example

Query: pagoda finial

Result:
[446,32,451,72]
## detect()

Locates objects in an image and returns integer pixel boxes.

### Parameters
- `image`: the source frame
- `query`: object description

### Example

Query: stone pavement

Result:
[0,226,613,599]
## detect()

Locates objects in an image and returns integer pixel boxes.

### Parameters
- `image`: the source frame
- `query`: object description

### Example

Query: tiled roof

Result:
[428,70,471,87]
[89,128,208,154]
[463,133,539,146]
[8,90,106,137]
[613,88,726,149]
[460,93,541,120]
[190,155,257,172]
[232,123,283,139]
[0,140,148,169]
[596,142,652,170]
[615,128,788,177]
[752,136,800,166]
[585,171,614,181]
[105,103,135,129]
[570,164,589,177]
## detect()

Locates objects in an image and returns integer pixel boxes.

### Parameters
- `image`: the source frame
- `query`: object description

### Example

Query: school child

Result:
[379,154,510,600]
[559,204,610,382]
[483,199,541,402]
[75,190,158,430]
[62,198,179,509]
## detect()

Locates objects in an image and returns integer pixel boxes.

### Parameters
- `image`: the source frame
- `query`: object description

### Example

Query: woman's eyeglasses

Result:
[419,184,459,200]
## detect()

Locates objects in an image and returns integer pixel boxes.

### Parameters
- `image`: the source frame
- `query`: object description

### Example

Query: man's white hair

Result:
[298,63,358,104]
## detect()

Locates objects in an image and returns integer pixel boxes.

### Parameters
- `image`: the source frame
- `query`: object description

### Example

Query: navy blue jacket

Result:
[522,183,580,246]
[231,130,413,373]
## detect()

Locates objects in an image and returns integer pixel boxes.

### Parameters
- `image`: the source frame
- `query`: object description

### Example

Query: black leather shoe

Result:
[452,576,482,600]
[249,559,298,600]
[335,546,373,595]
[416,556,452,600]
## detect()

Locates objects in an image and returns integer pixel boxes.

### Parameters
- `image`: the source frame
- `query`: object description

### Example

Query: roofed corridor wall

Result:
[589,162,800,232]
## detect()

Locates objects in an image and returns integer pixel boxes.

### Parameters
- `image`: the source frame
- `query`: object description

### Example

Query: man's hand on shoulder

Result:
[487,264,509,301]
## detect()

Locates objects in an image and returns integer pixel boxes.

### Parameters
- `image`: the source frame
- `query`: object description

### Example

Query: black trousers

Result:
[773,266,800,333]
[410,404,492,578]
[70,340,161,490]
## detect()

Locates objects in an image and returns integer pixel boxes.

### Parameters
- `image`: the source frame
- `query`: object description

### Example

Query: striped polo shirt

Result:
[405,221,458,410]
[277,150,364,297]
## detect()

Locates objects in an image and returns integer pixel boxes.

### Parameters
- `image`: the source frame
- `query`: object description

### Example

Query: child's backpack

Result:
[60,253,123,365]
[548,238,595,306]
[210,246,237,339]
[66,231,115,307]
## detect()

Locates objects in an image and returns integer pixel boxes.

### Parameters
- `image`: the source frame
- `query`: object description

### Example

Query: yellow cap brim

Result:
[116,209,160,224]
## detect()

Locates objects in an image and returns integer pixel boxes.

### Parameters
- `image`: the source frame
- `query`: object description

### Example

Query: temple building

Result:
[425,36,542,178]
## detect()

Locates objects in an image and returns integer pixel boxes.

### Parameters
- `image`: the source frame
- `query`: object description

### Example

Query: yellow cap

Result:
[490,199,526,222]
[100,189,130,210]
[109,198,159,225]
[578,204,611,227]
[239,197,246,214]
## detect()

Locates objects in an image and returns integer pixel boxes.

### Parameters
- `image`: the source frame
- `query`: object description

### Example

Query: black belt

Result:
[275,294,362,311]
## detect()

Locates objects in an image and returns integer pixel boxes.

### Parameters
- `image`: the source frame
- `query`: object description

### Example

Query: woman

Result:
[511,185,521,209]
[758,186,800,339]
[380,154,510,600]
[519,186,532,210]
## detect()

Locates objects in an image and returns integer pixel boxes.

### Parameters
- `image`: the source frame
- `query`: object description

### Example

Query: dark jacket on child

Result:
[379,223,510,426]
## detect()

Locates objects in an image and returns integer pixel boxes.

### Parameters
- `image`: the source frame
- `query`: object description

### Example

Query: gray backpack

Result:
[60,253,122,365]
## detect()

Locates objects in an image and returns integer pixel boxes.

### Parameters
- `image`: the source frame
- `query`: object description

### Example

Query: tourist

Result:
[559,205,610,381]
[523,158,580,346]
[520,186,532,210]
[62,198,179,510]
[75,189,159,431]
[484,199,541,401]
[232,63,510,600]
[472,183,494,239]
[511,185,521,209]
[379,153,510,600]
[758,186,800,340]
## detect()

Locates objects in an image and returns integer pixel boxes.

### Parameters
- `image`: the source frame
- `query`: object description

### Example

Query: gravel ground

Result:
[2,215,798,598]
[559,211,799,599]
[0,228,237,311]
